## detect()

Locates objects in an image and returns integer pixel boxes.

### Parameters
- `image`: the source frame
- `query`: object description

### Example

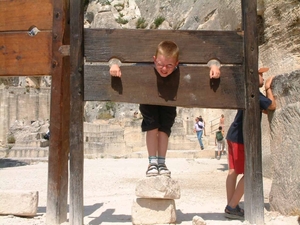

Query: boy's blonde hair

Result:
[156,41,179,60]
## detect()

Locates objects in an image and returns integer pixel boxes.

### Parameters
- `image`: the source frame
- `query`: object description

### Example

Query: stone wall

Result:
[0,86,51,146]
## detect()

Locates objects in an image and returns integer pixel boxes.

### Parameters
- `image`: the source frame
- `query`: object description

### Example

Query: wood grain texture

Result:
[69,0,85,224]
[0,32,52,76]
[0,0,53,31]
[84,29,243,64]
[242,0,264,224]
[84,64,245,109]
[46,0,69,224]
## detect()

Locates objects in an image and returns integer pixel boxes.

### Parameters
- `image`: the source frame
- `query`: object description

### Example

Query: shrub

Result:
[136,17,148,29]
[153,16,165,29]
[115,16,128,25]
[7,135,16,144]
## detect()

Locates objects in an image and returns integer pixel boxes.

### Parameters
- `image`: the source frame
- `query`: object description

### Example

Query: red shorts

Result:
[227,140,244,174]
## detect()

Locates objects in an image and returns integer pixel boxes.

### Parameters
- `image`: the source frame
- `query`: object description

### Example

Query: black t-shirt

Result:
[226,92,272,144]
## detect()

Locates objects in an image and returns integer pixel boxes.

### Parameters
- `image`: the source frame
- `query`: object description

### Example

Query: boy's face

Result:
[259,73,264,87]
[153,54,179,77]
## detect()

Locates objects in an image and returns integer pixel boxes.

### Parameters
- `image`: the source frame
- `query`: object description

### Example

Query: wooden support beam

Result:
[84,64,245,109]
[242,0,264,224]
[46,0,70,224]
[69,0,84,224]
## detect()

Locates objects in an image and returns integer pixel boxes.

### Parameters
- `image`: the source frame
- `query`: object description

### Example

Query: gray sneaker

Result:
[158,164,171,177]
[146,163,158,177]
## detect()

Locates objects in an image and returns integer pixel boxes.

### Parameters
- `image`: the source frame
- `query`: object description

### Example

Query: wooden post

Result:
[242,0,265,224]
[69,0,84,224]
[46,0,70,224]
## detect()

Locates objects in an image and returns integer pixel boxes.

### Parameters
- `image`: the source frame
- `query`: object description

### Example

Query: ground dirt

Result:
[0,157,299,225]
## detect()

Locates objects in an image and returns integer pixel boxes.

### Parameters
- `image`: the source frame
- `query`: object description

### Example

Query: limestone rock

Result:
[268,70,300,215]
[0,190,38,217]
[135,176,180,199]
[131,198,176,224]
[192,215,207,225]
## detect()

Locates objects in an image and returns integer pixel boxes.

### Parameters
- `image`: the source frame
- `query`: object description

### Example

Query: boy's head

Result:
[218,126,222,131]
[258,67,269,87]
[153,41,179,77]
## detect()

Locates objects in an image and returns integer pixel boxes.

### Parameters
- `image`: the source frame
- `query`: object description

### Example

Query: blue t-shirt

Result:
[226,92,272,144]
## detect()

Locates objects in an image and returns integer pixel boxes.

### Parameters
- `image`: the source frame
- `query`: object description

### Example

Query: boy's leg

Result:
[157,131,168,158]
[146,129,159,157]
[221,139,226,154]
[228,175,244,208]
[145,129,159,176]
[157,131,171,176]
[217,142,221,159]
[225,140,245,218]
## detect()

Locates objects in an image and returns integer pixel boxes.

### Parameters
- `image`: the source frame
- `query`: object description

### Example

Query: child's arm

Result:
[263,76,276,113]
[109,58,122,77]
[207,59,221,79]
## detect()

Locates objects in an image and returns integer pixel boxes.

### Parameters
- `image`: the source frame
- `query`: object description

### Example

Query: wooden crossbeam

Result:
[84,64,244,109]
[85,29,243,64]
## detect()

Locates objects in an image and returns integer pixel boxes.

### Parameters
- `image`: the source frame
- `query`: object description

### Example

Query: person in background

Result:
[219,114,225,134]
[199,115,207,136]
[194,117,205,150]
[215,126,225,159]
[224,67,276,219]
[109,41,221,177]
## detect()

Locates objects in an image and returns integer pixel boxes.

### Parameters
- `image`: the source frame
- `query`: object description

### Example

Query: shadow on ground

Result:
[0,158,29,168]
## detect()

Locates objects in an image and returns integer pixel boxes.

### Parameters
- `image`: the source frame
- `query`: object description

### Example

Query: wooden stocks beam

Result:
[242,0,265,224]
[46,0,70,224]
[69,0,84,224]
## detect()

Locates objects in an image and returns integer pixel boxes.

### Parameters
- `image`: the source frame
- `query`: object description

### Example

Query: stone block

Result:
[132,198,176,225]
[135,176,180,199]
[0,190,38,217]
[192,215,207,225]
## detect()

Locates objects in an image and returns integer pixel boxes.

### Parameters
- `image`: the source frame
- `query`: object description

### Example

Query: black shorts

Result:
[139,104,177,137]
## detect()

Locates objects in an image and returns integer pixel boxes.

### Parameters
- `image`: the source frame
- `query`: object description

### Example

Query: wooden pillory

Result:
[0,0,264,224]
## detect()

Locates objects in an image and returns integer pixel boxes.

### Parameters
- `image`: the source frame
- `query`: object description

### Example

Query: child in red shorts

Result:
[224,68,276,220]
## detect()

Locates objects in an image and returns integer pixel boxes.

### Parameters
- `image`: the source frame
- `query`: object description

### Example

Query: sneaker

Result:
[217,156,221,160]
[146,163,158,177]
[158,163,171,177]
[224,205,244,220]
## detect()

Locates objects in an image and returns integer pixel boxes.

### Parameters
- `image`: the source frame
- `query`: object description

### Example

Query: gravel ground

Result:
[0,158,299,225]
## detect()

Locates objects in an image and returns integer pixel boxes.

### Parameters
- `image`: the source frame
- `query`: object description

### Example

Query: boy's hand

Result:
[210,65,220,79]
[110,64,122,77]
[265,76,274,90]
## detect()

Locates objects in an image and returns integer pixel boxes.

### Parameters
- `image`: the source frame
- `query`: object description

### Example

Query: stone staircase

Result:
[0,132,49,159]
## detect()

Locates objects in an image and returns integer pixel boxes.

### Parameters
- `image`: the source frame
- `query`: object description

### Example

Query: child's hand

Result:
[265,76,274,90]
[210,65,220,79]
[110,64,122,77]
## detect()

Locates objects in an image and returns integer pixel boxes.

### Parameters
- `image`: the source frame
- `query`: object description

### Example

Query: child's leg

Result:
[145,129,159,176]
[217,142,221,158]
[157,131,168,158]
[146,129,159,158]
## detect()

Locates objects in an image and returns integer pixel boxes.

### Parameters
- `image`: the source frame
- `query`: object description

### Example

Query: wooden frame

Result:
[0,0,264,224]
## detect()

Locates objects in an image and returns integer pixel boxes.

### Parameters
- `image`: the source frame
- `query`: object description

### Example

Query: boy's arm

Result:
[263,76,276,114]
[207,59,221,79]
[108,58,122,77]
